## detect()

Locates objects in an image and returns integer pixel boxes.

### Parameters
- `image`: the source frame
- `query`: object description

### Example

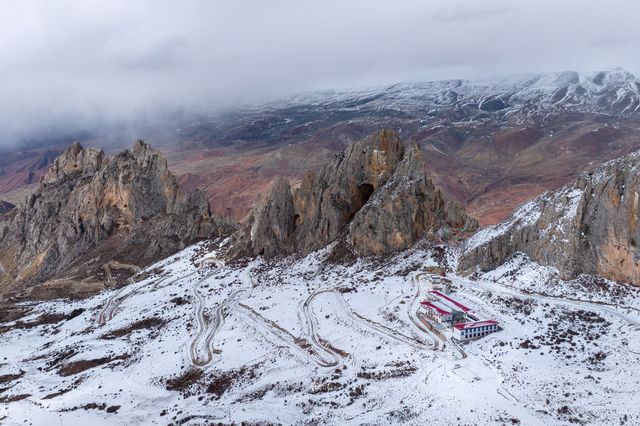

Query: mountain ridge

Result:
[228,130,477,259]
[459,147,640,286]
[0,140,235,300]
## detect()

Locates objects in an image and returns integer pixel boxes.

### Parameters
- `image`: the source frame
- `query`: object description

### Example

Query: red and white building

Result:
[419,301,454,324]
[418,289,500,341]
[452,320,499,341]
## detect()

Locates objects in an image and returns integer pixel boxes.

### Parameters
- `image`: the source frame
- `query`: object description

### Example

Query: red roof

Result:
[429,290,471,312]
[453,320,499,330]
[420,301,451,316]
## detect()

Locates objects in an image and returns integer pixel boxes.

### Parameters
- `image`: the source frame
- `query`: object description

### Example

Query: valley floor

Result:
[1,241,639,425]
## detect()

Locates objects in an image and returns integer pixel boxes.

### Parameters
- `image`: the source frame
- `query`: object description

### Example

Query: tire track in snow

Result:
[97,271,189,326]
[332,289,431,351]
[232,301,341,368]
[302,290,346,367]
[189,257,237,367]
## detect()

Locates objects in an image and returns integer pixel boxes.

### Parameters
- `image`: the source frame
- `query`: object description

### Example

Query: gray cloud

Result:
[433,1,510,22]
[0,0,639,148]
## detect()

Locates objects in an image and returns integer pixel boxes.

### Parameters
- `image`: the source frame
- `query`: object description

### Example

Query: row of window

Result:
[462,325,497,338]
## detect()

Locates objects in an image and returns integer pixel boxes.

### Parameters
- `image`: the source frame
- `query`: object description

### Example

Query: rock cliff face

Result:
[229,130,477,259]
[459,150,640,285]
[0,140,235,299]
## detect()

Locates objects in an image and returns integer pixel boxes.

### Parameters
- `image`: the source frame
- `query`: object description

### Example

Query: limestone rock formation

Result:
[350,142,476,255]
[229,130,477,259]
[459,150,640,285]
[228,177,296,258]
[0,140,235,299]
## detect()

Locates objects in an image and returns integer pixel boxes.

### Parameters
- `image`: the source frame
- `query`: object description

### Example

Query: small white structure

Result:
[452,320,499,341]
[426,275,450,294]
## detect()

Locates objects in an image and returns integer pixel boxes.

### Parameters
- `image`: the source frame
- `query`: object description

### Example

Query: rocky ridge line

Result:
[228,130,477,259]
[0,140,235,300]
[459,149,640,286]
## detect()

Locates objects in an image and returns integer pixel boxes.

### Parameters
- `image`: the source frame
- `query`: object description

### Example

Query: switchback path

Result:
[332,289,432,351]
[189,257,235,367]
[232,301,341,368]
[302,290,346,367]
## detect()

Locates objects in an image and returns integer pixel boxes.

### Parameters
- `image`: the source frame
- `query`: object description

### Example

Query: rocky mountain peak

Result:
[458,149,640,286]
[228,130,477,259]
[133,139,151,152]
[0,140,236,300]
[41,141,106,186]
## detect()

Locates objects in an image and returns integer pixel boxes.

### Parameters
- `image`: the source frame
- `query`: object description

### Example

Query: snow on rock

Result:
[0,240,639,425]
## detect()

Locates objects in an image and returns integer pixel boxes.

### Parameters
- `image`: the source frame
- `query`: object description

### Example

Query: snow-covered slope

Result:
[1,239,639,425]
[262,68,640,121]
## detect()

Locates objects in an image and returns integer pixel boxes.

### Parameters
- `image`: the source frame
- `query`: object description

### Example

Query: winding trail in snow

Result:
[190,285,242,367]
[97,270,161,326]
[189,257,237,367]
[302,290,345,367]
[232,301,341,368]
[331,289,431,351]
[97,271,190,326]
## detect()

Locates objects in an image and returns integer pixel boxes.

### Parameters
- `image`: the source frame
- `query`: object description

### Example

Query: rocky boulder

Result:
[458,150,640,285]
[229,130,477,259]
[0,140,235,299]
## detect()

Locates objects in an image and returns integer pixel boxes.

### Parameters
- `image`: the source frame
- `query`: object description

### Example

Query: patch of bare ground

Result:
[42,388,72,400]
[165,363,262,400]
[189,238,222,263]
[100,317,165,340]
[165,368,204,393]
[0,393,30,402]
[357,361,417,380]
[0,371,25,386]
[170,296,188,305]
[235,381,305,403]
[0,308,85,334]
[324,238,357,266]
[60,402,120,413]
[0,305,32,324]
[57,354,129,377]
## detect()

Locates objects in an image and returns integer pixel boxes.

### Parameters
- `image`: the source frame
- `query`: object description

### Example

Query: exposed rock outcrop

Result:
[0,140,235,299]
[0,200,14,214]
[459,150,640,285]
[350,142,476,255]
[228,130,477,259]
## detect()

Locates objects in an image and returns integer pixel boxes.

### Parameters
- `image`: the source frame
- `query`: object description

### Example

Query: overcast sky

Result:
[1,0,639,147]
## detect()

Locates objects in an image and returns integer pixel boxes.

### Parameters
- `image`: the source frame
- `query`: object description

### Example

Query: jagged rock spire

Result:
[228,130,477,259]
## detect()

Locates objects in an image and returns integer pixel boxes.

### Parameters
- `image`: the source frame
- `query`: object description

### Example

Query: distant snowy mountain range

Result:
[271,68,640,118]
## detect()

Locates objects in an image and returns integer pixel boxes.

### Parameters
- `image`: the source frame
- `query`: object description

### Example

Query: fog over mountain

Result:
[1,0,640,147]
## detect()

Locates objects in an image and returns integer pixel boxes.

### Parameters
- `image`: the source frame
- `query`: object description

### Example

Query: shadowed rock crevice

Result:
[0,200,15,215]
[228,130,477,259]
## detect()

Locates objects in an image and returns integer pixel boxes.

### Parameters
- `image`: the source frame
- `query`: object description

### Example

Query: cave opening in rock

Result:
[357,183,374,207]
[348,183,374,221]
